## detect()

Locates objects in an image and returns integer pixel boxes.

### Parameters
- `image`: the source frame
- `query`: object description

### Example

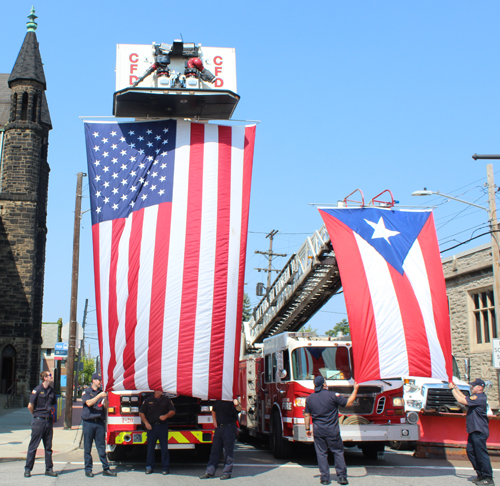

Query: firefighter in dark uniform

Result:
[449,378,494,485]
[304,376,359,486]
[139,389,176,474]
[24,371,58,478]
[199,398,241,480]
[82,373,117,478]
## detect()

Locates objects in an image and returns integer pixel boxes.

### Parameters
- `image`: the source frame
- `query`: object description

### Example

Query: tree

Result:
[299,323,317,334]
[56,317,63,342]
[82,356,96,386]
[242,292,252,322]
[326,318,350,337]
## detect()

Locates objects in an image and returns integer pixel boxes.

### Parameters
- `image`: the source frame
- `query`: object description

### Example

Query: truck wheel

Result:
[270,413,292,459]
[389,440,416,451]
[361,442,385,460]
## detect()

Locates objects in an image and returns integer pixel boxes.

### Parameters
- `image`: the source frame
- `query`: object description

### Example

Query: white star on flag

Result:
[364,217,400,244]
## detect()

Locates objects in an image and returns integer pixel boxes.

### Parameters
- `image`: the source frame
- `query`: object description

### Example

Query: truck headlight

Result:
[200,405,212,412]
[121,407,131,413]
[406,400,423,410]
[392,397,404,407]
[130,407,139,413]
[294,397,306,407]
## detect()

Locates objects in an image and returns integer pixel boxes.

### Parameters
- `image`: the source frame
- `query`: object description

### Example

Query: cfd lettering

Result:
[213,55,223,88]
[129,53,139,86]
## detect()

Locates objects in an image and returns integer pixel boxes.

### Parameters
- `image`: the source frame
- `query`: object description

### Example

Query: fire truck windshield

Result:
[291,346,352,381]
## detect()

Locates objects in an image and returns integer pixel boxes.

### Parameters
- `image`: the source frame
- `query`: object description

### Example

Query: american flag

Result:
[319,207,452,383]
[85,119,256,400]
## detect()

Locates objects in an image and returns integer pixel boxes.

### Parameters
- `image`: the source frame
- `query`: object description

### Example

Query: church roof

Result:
[8,31,47,89]
[0,74,10,128]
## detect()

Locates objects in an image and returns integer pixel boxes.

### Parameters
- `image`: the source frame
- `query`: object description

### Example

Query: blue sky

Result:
[1,1,499,355]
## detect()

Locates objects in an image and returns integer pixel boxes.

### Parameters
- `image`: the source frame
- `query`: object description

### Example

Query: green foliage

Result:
[56,317,63,342]
[82,356,96,386]
[299,323,318,334]
[242,292,252,322]
[326,318,350,337]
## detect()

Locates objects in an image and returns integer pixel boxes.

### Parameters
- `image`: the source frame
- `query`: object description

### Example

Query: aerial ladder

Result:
[242,224,340,349]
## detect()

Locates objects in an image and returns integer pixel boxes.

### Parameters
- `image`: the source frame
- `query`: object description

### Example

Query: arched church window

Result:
[9,93,17,122]
[21,92,28,121]
[31,94,38,122]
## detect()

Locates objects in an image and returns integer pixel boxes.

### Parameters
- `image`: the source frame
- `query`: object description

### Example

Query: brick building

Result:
[443,242,500,411]
[0,10,51,401]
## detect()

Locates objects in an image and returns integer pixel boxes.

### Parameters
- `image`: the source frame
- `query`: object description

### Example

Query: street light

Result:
[411,190,490,212]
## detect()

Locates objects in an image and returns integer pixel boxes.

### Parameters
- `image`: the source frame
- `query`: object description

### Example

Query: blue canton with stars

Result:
[321,207,432,275]
[85,120,177,226]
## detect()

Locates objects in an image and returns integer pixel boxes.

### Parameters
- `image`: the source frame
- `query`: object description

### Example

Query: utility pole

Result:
[73,298,88,402]
[64,172,86,430]
[486,164,500,331]
[255,230,287,293]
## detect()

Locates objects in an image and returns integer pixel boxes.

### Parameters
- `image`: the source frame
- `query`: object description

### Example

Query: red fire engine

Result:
[105,392,215,460]
[238,332,419,459]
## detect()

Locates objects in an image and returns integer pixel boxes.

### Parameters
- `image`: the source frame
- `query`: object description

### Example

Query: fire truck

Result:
[239,222,419,459]
[238,332,418,459]
[105,392,215,460]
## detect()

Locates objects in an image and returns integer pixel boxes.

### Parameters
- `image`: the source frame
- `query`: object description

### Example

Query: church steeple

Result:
[7,8,51,129]
[8,8,46,89]
[0,7,52,394]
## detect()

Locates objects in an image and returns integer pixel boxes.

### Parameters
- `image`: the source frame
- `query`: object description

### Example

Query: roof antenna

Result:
[180,33,183,42]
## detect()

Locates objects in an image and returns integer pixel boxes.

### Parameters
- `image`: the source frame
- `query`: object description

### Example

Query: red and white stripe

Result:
[320,211,452,384]
[92,121,256,400]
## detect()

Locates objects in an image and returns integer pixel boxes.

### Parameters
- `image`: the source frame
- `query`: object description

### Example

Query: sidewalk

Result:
[0,398,83,462]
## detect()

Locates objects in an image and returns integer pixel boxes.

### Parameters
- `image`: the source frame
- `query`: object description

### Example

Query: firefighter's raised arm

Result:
[345,383,359,407]
[449,381,467,406]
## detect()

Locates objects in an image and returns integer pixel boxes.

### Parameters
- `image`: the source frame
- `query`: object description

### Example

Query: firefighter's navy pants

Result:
[467,431,493,479]
[83,419,110,472]
[314,434,347,482]
[25,417,54,471]
[146,422,170,471]
[205,422,237,476]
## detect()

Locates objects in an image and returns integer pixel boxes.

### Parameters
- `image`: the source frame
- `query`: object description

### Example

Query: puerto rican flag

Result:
[318,207,452,383]
[85,119,256,400]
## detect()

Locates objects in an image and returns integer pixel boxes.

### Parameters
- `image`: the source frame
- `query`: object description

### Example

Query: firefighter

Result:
[199,398,242,480]
[82,373,117,477]
[139,389,176,475]
[24,371,58,478]
[449,379,493,485]
[304,376,359,486]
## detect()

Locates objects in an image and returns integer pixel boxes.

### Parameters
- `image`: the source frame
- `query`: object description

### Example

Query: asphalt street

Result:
[1,440,497,486]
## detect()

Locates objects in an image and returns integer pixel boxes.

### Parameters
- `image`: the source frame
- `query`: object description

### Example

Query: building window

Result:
[469,288,497,352]
[21,92,28,120]
[31,94,38,122]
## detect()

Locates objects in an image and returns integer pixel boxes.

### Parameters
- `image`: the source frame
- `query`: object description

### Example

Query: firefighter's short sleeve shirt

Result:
[139,394,176,424]
[30,384,57,418]
[304,388,348,437]
[82,386,106,420]
[212,400,238,425]
[465,392,489,435]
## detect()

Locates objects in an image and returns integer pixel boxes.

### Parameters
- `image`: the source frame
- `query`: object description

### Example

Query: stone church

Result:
[0,9,51,400]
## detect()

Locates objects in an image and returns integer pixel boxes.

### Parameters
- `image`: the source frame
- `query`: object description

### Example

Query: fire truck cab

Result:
[238,332,419,459]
